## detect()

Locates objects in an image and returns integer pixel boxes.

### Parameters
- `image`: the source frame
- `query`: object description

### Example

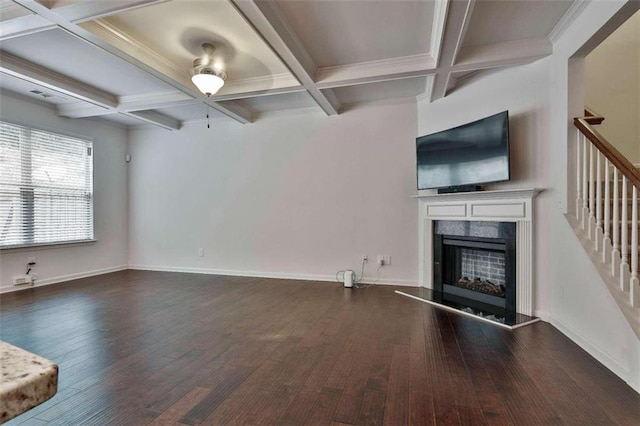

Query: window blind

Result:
[0,121,93,248]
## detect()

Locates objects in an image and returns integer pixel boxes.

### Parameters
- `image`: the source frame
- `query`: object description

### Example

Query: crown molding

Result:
[315,54,436,89]
[340,96,418,114]
[87,19,187,81]
[217,73,301,98]
[548,0,591,43]
[452,37,552,72]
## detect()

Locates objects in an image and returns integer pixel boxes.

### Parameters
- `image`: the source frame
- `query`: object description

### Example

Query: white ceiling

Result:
[0,0,582,130]
[274,0,435,67]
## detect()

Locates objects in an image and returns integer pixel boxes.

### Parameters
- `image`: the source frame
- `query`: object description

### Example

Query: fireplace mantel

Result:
[415,188,542,316]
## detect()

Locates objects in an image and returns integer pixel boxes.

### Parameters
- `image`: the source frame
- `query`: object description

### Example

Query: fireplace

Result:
[433,220,517,318]
[405,188,540,328]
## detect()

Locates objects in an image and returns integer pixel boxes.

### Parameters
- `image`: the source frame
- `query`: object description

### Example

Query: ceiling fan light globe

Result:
[192,73,225,96]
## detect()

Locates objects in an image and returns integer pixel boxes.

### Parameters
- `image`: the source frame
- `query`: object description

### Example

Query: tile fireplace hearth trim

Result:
[414,188,543,316]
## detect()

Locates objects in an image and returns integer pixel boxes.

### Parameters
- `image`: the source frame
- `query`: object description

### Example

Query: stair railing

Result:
[574,108,639,307]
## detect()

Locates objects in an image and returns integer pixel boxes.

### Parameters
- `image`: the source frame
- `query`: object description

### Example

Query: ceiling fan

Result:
[191,42,227,97]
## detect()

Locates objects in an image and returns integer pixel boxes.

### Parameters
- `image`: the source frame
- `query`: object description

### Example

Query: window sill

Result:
[0,239,97,253]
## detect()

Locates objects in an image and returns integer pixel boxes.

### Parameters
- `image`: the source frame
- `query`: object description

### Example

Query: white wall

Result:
[416,8,640,390]
[128,102,419,285]
[585,11,640,163]
[418,59,553,318]
[550,0,639,392]
[0,93,129,292]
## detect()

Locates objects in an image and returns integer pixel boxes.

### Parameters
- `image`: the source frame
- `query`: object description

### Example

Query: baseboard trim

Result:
[0,265,129,294]
[550,315,637,393]
[128,264,419,287]
[534,309,551,322]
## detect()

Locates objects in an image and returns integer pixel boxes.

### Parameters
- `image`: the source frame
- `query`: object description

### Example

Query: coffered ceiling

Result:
[0,0,582,130]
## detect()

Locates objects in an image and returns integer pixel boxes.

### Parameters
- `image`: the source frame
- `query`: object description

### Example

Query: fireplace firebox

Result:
[433,220,516,317]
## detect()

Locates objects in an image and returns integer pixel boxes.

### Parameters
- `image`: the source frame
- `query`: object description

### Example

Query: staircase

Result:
[570,108,640,338]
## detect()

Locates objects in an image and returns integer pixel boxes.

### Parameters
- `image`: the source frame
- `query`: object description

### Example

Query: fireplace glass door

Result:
[434,221,516,315]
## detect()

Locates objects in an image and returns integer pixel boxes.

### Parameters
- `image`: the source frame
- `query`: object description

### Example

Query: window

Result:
[0,121,93,248]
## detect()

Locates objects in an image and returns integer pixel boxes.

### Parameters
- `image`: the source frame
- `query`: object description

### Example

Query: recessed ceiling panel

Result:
[0,29,177,96]
[225,91,317,114]
[331,77,428,105]
[153,102,227,122]
[0,0,33,21]
[101,0,291,82]
[464,0,573,47]
[275,0,435,67]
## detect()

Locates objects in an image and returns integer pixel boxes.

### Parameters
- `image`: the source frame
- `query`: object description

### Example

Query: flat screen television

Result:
[416,111,510,191]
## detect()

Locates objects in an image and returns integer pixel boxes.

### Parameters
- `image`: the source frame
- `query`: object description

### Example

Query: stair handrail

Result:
[583,106,606,125]
[574,116,640,190]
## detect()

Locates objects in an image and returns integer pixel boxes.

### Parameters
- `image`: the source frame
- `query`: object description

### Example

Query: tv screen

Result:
[416,111,510,190]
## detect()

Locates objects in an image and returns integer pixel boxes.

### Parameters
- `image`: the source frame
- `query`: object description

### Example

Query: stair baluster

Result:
[574,110,639,331]
[620,176,630,292]
[603,158,611,261]
[612,168,620,276]
[596,151,603,251]
[631,186,638,307]
[582,133,589,230]
[576,132,582,221]
[589,144,596,240]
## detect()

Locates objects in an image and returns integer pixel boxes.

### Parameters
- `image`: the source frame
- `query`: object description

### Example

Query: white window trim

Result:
[0,120,95,249]
[0,239,97,253]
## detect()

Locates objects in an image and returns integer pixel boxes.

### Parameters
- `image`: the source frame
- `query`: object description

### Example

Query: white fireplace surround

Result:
[414,188,542,316]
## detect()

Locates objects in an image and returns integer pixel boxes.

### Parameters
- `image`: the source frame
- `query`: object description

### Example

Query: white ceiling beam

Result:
[57,102,114,118]
[124,110,180,131]
[0,0,168,40]
[428,0,475,102]
[315,54,437,89]
[231,0,341,115]
[0,53,183,130]
[11,0,253,124]
[0,13,54,40]
[118,92,195,112]
[0,50,117,108]
[430,0,450,68]
[452,38,552,72]
[57,84,307,118]
[57,91,197,118]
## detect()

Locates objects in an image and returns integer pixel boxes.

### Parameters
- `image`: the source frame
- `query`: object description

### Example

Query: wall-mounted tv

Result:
[416,111,510,191]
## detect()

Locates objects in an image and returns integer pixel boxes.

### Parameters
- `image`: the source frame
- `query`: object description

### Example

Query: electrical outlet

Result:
[362,255,368,263]
[377,255,384,266]
[383,255,391,265]
[198,248,204,257]
[13,275,32,286]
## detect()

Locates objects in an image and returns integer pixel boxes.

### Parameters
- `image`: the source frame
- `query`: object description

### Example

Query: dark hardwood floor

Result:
[1,270,638,425]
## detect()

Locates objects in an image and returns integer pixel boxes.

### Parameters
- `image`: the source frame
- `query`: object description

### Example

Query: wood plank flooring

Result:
[1,270,638,425]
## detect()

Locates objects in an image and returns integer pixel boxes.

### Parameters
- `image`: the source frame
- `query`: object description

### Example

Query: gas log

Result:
[456,277,506,297]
